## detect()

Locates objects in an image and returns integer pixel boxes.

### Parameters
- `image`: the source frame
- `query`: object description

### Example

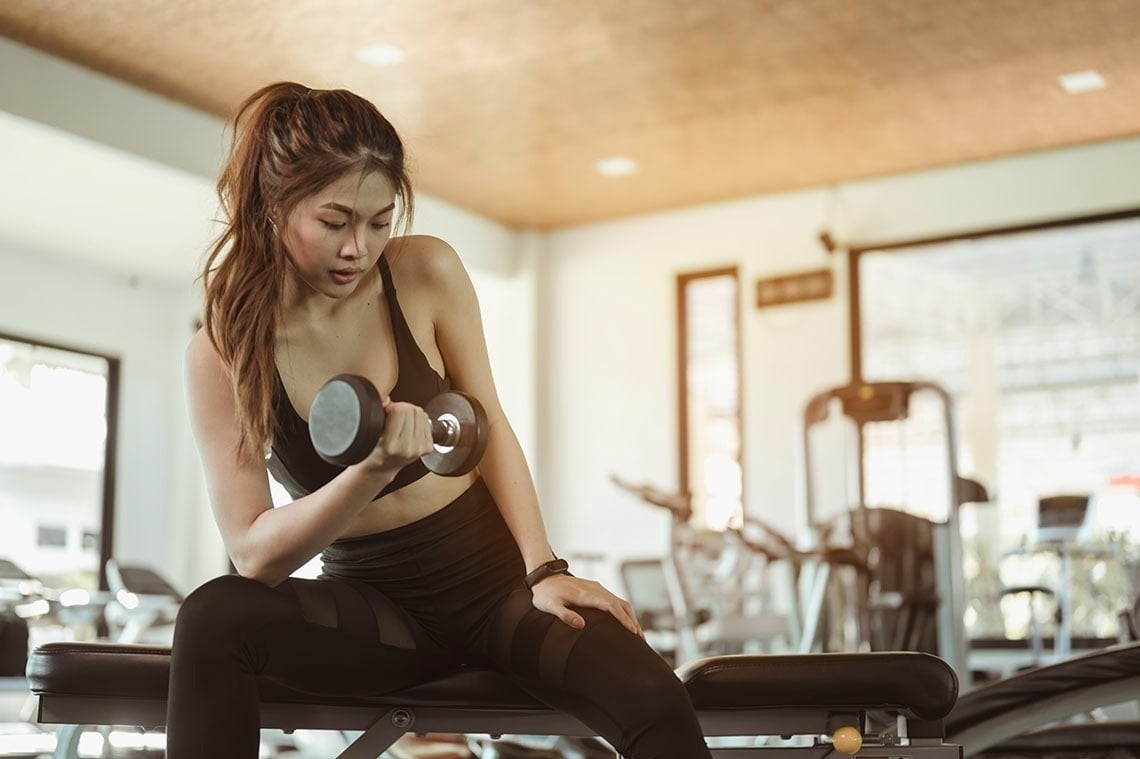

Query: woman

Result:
[171,82,711,758]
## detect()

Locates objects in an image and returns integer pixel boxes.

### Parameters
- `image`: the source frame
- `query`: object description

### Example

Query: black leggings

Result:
[166,479,711,758]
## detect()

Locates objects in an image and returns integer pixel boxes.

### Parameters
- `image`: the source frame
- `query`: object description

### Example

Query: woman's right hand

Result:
[361,397,435,473]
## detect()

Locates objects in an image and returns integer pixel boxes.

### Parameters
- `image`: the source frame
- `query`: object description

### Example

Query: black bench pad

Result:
[678,651,957,720]
[976,722,1140,758]
[27,642,958,722]
[946,641,1140,734]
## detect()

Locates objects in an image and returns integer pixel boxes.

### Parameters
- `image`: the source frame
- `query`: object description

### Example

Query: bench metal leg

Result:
[52,724,82,759]
[336,708,410,758]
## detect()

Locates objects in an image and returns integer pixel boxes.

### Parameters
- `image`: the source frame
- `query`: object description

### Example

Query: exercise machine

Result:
[801,381,979,677]
[102,559,183,645]
[612,475,798,664]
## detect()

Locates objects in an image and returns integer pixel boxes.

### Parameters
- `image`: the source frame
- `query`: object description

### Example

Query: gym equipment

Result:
[102,559,183,645]
[801,381,975,677]
[27,591,1140,759]
[0,559,41,676]
[308,374,488,476]
[944,639,1140,757]
[612,475,799,664]
[996,585,1055,668]
[0,558,109,644]
[469,734,615,757]
[832,725,863,754]
[972,722,1140,759]
[1003,494,1100,662]
[27,641,961,759]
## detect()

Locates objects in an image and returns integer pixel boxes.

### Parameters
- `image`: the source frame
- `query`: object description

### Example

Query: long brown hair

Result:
[201,82,415,462]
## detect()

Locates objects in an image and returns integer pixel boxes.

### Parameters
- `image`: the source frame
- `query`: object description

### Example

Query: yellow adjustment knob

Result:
[832,725,863,755]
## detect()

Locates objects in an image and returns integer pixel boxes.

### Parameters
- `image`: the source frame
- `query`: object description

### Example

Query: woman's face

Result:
[280,170,397,298]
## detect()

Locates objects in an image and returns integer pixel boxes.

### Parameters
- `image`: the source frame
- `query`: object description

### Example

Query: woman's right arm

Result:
[184,330,428,586]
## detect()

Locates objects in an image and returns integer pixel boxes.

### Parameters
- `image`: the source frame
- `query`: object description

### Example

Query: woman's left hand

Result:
[529,575,643,638]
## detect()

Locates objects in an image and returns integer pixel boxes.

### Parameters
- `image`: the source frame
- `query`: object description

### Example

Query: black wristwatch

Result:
[524,558,570,589]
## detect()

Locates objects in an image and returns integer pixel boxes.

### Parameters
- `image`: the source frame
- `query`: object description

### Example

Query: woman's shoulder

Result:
[186,326,214,360]
[185,327,226,382]
[385,234,465,286]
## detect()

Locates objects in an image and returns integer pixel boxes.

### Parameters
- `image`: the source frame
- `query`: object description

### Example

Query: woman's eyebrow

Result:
[319,201,396,217]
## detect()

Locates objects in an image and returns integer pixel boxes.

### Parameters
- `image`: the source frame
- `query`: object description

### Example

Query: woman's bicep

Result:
[184,333,273,561]
[428,247,506,422]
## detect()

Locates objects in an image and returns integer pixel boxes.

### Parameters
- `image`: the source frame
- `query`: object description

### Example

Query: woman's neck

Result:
[280,263,382,324]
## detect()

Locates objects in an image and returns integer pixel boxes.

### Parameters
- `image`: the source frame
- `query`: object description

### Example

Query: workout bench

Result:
[946,639,1140,758]
[27,642,960,758]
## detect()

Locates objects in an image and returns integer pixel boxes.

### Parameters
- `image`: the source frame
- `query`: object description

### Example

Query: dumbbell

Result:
[308,374,488,476]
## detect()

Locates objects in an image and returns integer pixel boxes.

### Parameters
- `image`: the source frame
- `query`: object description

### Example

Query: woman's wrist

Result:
[522,546,558,573]
[350,451,406,477]
[524,558,570,589]
[340,459,400,494]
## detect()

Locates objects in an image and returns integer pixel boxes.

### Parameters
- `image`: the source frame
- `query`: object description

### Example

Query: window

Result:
[678,268,743,531]
[0,333,118,590]
[857,214,1140,642]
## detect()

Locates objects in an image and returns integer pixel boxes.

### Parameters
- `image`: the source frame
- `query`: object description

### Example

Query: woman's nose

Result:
[340,229,368,259]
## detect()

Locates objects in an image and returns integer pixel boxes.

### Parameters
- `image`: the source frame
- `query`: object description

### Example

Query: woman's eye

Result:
[372,222,391,231]
[321,220,346,230]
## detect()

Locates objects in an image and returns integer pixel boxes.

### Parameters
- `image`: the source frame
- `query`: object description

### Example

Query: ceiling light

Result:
[595,156,639,178]
[1058,70,1106,94]
[354,43,407,67]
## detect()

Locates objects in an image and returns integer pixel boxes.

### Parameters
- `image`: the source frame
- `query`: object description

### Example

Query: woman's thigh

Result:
[172,573,458,695]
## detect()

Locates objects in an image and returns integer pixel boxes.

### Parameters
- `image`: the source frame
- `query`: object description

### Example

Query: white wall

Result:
[0,244,221,590]
[537,190,848,587]
[538,137,1140,591]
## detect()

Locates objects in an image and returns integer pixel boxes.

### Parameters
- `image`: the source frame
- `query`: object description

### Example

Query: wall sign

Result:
[755,268,833,308]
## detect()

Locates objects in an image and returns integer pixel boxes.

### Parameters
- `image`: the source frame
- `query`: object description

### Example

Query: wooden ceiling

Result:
[2,0,1138,229]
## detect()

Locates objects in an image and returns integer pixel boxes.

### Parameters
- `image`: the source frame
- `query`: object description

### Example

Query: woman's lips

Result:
[330,268,362,285]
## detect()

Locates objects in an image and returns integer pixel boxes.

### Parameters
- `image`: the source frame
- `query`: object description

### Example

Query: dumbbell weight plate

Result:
[309,374,385,466]
[422,391,489,476]
[310,376,489,476]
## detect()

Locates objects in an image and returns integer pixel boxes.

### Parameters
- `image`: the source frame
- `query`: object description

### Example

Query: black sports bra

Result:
[267,254,451,501]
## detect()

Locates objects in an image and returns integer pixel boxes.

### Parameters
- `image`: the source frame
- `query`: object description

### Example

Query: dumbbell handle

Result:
[431,416,461,448]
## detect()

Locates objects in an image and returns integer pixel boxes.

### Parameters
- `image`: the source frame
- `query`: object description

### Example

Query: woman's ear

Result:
[266,203,284,235]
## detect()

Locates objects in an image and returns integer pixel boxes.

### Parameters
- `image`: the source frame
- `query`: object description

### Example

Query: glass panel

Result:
[862,389,954,521]
[0,335,111,590]
[860,217,1140,645]
[680,271,743,531]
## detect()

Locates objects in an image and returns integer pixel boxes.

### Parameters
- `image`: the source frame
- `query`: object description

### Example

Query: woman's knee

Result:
[173,574,284,651]
[573,610,691,704]
[552,611,706,755]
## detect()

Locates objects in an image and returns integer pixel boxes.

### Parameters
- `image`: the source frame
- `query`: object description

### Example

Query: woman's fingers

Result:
[617,598,643,638]
[610,596,643,638]
[373,400,434,464]
[557,608,586,629]
[532,577,643,638]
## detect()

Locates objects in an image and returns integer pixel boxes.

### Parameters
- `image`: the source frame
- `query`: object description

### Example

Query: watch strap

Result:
[524,558,570,589]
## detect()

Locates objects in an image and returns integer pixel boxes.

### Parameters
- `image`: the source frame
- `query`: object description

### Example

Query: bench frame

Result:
[36,692,960,759]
